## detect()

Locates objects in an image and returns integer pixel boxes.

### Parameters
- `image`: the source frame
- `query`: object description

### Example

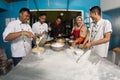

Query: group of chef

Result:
[2,6,112,66]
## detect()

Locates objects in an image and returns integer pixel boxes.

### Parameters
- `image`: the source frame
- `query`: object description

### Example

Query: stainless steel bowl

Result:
[68,40,74,45]
[56,39,65,43]
[51,42,65,51]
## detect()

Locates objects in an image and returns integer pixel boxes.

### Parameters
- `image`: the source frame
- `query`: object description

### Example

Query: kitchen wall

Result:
[103,8,120,50]
[0,0,8,10]
[0,1,27,58]
[0,0,100,58]
[100,0,120,50]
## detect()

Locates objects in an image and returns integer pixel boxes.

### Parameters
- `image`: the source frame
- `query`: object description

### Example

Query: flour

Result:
[6,48,120,80]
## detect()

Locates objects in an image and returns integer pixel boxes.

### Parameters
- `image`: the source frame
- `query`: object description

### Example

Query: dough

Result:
[32,47,45,53]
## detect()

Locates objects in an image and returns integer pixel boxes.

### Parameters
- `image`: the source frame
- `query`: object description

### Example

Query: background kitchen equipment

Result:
[39,31,48,46]
[0,49,13,75]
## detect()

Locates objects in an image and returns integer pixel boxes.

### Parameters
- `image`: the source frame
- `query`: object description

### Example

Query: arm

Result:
[70,27,75,39]
[71,27,75,34]
[5,31,35,41]
[72,27,89,47]
[5,32,22,41]
[85,32,111,48]
[77,31,90,48]
[91,32,111,45]
[82,30,90,45]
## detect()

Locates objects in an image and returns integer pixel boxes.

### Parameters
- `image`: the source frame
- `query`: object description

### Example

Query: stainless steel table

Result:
[3,48,120,80]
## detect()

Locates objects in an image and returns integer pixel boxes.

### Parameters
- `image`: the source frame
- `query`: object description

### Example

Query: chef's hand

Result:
[22,31,35,38]
[71,41,76,48]
[70,35,74,39]
[85,42,92,48]
[79,44,85,49]
[35,33,42,38]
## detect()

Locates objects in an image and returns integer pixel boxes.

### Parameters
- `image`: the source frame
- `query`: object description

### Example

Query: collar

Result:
[96,18,103,26]
[18,19,22,24]
[39,21,45,25]
[92,18,103,28]
[18,19,28,24]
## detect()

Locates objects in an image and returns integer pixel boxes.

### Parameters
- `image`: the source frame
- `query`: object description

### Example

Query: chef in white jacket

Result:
[3,8,35,66]
[32,13,48,37]
[84,6,112,57]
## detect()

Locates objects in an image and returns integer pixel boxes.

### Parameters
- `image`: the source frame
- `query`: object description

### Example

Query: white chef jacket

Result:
[89,18,112,57]
[3,20,33,57]
[32,22,48,34]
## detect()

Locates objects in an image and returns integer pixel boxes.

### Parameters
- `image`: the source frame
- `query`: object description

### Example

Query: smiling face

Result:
[19,11,30,23]
[76,16,83,26]
[90,12,97,21]
[89,6,101,22]
[39,15,46,24]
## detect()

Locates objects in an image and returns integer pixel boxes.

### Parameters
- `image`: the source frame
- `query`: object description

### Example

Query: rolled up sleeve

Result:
[3,22,15,42]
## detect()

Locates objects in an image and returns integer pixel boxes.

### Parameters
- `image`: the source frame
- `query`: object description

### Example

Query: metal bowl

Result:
[68,40,74,45]
[32,47,45,58]
[56,39,65,43]
[51,42,65,51]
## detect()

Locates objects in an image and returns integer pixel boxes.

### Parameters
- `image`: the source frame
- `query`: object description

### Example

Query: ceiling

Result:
[101,0,120,11]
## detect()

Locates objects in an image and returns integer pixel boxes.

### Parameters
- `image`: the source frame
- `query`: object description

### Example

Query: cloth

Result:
[72,29,80,39]
[50,22,65,38]
[72,25,83,39]
[89,18,112,57]
[3,19,33,57]
[12,57,22,66]
[76,36,85,43]
[32,22,48,34]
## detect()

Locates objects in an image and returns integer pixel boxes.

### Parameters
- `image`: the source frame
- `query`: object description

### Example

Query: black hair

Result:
[56,16,62,21]
[90,6,101,16]
[39,13,47,17]
[19,8,30,14]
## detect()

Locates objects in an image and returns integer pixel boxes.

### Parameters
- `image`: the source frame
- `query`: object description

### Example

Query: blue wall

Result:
[0,0,8,10]
[0,1,27,58]
[103,8,120,50]
[0,0,100,58]
[28,0,100,18]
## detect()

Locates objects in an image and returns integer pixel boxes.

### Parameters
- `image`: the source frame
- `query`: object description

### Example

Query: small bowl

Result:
[56,39,65,43]
[51,42,65,51]
[68,40,74,45]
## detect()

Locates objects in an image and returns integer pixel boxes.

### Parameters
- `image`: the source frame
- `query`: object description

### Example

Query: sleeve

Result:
[32,23,36,34]
[3,22,15,42]
[28,24,34,34]
[104,20,112,34]
[45,23,48,32]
